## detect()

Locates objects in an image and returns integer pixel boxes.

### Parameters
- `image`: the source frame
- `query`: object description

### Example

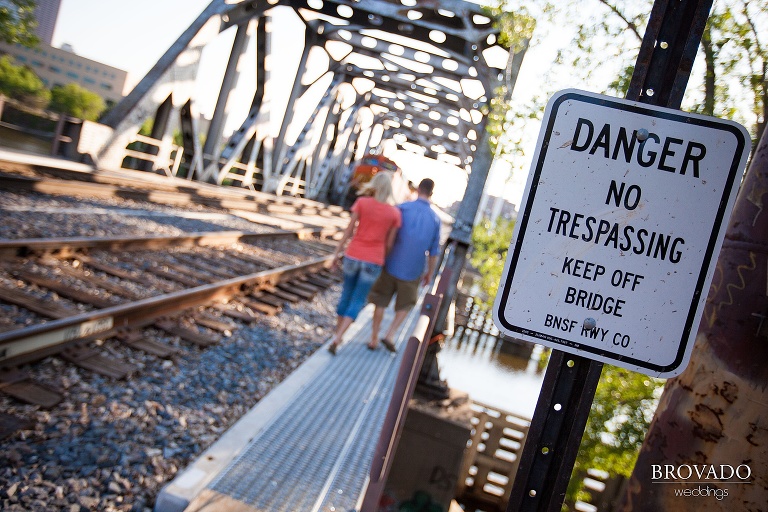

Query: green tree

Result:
[566,367,664,507]
[469,217,516,306]
[542,0,766,140]
[483,2,537,161]
[0,0,39,47]
[0,54,49,107]
[49,83,106,121]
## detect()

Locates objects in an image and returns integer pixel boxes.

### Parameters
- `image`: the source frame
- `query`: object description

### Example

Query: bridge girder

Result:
[90,0,526,202]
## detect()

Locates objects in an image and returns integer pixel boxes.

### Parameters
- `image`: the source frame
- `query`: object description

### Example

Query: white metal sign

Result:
[493,89,750,377]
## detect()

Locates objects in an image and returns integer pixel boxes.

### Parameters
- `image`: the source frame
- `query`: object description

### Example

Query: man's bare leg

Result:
[382,308,411,345]
[370,306,385,348]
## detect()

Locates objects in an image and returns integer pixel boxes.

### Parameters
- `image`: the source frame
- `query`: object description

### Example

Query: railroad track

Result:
[0,228,340,415]
[0,157,349,233]
[0,152,350,440]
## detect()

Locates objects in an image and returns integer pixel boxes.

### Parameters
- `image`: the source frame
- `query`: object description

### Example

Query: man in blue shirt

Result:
[367,179,442,352]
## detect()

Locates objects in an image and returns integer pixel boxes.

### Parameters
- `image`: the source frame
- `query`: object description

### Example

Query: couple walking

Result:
[327,171,441,355]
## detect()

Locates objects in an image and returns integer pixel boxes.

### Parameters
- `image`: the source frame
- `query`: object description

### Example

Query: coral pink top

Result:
[345,197,401,265]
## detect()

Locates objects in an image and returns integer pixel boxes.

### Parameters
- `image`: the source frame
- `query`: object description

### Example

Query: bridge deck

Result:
[155,301,422,512]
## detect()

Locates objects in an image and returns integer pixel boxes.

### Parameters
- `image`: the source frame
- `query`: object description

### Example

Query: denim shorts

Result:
[336,257,382,320]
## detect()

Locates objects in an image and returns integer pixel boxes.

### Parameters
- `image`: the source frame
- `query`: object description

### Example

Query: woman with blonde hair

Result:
[328,171,401,354]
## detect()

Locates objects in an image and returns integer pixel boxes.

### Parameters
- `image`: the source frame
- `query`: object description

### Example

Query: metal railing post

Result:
[359,292,443,511]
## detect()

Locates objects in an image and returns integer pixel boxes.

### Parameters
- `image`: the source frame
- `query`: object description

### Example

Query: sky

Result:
[49,0,571,209]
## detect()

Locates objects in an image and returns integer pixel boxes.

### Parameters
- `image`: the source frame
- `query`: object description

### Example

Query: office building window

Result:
[100,83,113,91]
[49,65,61,73]
[84,77,95,84]
[66,71,78,79]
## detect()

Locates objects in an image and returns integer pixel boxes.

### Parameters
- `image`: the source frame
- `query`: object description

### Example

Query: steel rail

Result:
[0,254,333,367]
[0,173,338,218]
[0,228,337,258]
[0,157,347,215]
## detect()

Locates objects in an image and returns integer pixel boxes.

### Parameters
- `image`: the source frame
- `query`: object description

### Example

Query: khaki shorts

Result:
[367,268,420,311]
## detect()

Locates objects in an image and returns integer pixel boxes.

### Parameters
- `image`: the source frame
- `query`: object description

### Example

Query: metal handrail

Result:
[359,290,443,511]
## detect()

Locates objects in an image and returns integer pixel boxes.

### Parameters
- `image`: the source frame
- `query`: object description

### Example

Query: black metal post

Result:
[506,352,603,511]
[505,1,713,511]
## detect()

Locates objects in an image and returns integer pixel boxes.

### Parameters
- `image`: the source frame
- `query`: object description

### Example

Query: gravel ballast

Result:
[0,189,342,511]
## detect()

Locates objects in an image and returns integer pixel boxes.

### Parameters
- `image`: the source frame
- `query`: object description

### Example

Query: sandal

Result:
[381,339,397,353]
[366,343,377,351]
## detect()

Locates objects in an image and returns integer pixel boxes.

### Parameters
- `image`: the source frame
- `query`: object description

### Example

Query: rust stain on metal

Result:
[690,403,724,442]
[717,380,738,403]
[745,422,767,447]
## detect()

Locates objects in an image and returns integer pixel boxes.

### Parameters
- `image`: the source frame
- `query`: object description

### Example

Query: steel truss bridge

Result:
[84,0,526,204]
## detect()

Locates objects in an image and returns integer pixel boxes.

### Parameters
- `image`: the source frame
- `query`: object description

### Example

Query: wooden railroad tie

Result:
[0,284,79,319]
[154,319,220,347]
[60,346,138,379]
[115,330,178,358]
[0,369,62,408]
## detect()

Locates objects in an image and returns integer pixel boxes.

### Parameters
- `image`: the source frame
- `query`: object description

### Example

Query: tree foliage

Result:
[566,367,664,506]
[542,0,766,140]
[49,83,106,121]
[484,2,538,162]
[0,0,39,47]
[0,54,49,107]
[469,218,515,306]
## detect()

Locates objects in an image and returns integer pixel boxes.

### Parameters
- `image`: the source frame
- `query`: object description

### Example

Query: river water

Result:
[437,330,545,419]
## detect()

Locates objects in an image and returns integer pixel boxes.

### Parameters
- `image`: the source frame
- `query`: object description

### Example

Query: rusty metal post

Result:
[418,37,529,397]
[618,118,767,512]
[505,1,714,511]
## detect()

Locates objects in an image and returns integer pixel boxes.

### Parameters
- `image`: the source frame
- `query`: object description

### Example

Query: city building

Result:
[33,0,61,45]
[448,195,518,223]
[0,0,127,106]
[0,41,128,106]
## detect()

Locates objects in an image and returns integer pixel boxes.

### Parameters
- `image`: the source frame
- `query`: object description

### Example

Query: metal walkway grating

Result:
[176,303,422,512]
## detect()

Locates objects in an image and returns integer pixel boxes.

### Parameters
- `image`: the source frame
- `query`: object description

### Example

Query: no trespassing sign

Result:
[493,89,750,377]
